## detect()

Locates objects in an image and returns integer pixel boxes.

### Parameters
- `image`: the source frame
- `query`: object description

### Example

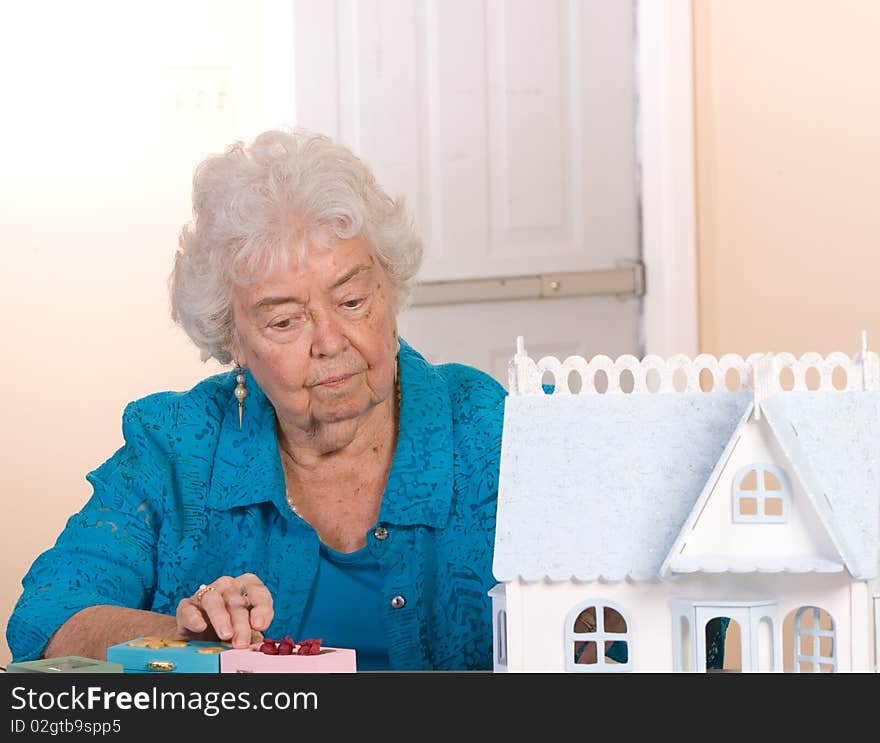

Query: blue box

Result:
[106,637,231,673]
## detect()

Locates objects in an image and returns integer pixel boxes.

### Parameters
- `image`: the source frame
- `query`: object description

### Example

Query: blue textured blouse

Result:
[7,339,507,669]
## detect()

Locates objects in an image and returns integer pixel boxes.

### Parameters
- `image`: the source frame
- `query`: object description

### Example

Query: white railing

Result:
[508,335,880,397]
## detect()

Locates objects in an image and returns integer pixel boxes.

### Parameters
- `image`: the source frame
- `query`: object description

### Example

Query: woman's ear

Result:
[226,326,244,368]
[227,346,243,369]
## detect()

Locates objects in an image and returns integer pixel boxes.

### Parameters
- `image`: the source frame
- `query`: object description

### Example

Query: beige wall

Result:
[694,0,880,359]
[0,1,289,667]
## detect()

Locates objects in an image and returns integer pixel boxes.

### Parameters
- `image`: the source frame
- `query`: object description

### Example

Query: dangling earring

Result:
[234,365,248,428]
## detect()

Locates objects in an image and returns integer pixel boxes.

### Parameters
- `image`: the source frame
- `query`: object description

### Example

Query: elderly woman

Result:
[7,129,506,671]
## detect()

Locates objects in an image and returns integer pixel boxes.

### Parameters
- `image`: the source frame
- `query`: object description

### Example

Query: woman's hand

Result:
[175,573,274,648]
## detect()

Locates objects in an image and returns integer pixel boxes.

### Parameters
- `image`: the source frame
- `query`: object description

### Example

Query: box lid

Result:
[7,656,123,673]
[106,637,231,674]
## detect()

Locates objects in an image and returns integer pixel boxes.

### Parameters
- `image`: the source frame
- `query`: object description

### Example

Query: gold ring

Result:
[195,584,215,604]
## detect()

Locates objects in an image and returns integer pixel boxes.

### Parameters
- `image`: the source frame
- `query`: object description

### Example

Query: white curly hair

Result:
[169,128,423,364]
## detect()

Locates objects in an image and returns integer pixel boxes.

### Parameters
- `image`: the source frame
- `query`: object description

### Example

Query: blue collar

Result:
[206,338,454,528]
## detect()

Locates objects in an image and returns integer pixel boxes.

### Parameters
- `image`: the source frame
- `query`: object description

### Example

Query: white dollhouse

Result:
[490,334,880,672]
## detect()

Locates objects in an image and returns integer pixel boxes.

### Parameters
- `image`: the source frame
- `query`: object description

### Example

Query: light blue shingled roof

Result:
[761,391,880,580]
[492,389,880,582]
[493,390,752,582]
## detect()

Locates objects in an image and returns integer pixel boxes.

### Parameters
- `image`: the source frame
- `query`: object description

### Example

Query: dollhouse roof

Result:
[662,392,880,579]
[493,387,880,583]
[760,391,880,578]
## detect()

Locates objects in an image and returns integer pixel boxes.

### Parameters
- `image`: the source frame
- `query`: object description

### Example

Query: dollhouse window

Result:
[793,606,836,672]
[565,601,632,672]
[732,463,789,523]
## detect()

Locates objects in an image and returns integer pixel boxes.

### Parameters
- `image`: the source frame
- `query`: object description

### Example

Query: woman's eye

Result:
[342,298,365,309]
[271,318,292,329]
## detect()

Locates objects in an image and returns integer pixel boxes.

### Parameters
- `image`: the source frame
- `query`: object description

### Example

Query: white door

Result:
[294,0,642,385]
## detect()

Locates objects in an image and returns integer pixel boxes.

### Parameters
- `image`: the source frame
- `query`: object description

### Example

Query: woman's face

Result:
[229,234,398,435]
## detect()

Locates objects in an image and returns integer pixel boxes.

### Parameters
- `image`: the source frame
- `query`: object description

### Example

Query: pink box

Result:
[220,643,357,673]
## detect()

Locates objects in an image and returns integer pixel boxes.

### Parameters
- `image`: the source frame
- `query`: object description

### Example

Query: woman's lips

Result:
[314,374,353,388]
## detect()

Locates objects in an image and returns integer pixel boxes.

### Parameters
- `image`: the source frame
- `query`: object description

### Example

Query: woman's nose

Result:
[309,310,347,357]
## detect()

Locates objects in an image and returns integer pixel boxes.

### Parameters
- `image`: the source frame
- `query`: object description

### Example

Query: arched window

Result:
[793,606,836,672]
[565,600,632,672]
[732,462,790,523]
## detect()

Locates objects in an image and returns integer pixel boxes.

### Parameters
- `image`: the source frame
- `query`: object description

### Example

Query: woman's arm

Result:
[41,606,179,661]
[39,571,276,660]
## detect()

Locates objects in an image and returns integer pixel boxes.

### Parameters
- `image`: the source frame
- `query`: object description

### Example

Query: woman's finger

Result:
[197,583,236,641]
[220,580,255,648]
[237,579,274,631]
[181,574,274,643]
[175,598,208,634]
[226,592,255,648]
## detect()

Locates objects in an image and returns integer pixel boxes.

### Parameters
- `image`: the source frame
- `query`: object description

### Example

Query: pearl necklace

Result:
[285,489,303,518]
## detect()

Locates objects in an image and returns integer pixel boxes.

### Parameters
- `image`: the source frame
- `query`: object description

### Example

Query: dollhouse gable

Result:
[659,397,869,578]
[662,388,880,579]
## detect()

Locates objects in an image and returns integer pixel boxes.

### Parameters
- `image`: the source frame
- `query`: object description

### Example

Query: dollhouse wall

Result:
[875,593,880,672]
[500,572,866,672]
